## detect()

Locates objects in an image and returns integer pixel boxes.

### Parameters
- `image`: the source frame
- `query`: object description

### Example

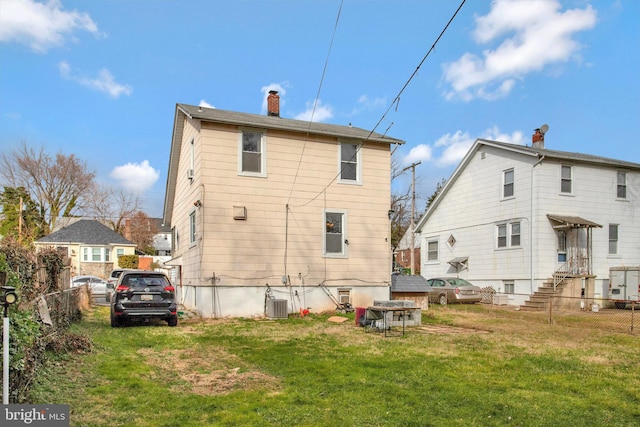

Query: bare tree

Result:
[0,142,95,233]
[127,211,158,255]
[83,184,142,233]
[426,178,447,212]
[389,151,423,249]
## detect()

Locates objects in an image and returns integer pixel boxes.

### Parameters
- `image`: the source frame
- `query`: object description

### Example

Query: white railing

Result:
[554,262,570,291]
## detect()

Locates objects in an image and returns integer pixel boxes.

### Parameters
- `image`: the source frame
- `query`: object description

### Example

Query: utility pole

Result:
[401,161,421,275]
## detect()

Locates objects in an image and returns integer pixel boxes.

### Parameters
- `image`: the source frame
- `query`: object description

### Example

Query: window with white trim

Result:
[497,222,521,249]
[427,239,438,261]
[81,247,110,262]
[189,210,196,245]
[609,224,618,255]
[504,281,515,294]
[239,129,266,176]
[339,142,361,183]
[617,171,627,199]
[325,211,346,256]
[503,168,514,198]
[510,222,520,247]
[561,165,572,194]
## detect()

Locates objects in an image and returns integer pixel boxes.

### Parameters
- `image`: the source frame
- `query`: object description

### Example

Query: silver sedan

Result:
[71,275,109,296]
[426,277,482,305]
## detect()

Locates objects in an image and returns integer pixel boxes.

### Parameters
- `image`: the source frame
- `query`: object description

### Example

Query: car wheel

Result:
[110,312,122,328]
[167,315,178,327]
[439,294,447,306]
[614,302,626,309]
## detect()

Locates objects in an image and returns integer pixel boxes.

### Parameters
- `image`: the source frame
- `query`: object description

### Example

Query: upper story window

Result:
[339,142,361,184]
[617,171,627,199]
[609,224,618,255]
[427,240,439,261]
[497,222,521,249]
[325,211,346,257]
[239,129,266,177]
[503,168,514,198]
[561,165,572,194]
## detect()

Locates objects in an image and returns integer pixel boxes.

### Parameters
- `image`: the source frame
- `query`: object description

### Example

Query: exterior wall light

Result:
[1,286,18,307]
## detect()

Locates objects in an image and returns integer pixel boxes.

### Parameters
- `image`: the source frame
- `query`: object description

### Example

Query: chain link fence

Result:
[484,291,637,335]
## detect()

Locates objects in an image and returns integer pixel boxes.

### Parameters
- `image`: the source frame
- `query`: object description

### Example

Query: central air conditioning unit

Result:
[266,299,288,319]
[186,169,194,179]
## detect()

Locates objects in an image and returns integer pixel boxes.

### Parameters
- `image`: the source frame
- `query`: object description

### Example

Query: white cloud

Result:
[432,131,476,167]
[0,0,100,53]
[199,99,215,109]
[413,126,526,169]
[403,144,432,166]
[442,0,597,101]
[294,99,334,122]
[110,160,159,194]
[480,125,526,145]
[59,61,132,98]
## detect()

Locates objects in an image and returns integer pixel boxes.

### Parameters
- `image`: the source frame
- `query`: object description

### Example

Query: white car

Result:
[71,275,109,296]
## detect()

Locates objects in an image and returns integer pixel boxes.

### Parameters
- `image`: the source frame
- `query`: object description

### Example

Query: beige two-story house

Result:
[163,92,404,317]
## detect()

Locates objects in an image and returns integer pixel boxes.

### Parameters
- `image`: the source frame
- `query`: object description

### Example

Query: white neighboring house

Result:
[414,133,640,306]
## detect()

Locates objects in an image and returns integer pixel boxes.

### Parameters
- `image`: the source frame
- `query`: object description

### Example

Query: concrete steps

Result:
[520,280,564,311]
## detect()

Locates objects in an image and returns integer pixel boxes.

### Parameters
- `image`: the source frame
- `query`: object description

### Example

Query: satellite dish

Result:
[540,124,549,134]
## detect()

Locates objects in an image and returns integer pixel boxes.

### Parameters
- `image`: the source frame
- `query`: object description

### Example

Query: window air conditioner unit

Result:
[186,169,194,179]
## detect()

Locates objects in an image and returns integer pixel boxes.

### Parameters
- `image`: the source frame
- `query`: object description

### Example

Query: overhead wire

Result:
[284,0,344,277]
[286,0,344,206]
[288,0,467,209]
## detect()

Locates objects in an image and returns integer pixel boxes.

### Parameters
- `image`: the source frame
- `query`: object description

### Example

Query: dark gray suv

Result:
[110,270,178,327]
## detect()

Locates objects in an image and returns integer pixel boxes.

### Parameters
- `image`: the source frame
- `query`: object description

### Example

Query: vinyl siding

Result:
[419,140,640,296]
[175,118,392,288]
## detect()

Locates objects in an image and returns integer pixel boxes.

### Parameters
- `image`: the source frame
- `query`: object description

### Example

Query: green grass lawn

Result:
[29,304,640,427]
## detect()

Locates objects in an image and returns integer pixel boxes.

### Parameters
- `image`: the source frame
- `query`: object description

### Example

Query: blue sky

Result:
[1,0,638,218]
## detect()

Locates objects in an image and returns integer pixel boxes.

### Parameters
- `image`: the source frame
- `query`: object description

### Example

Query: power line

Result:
[370,0,467,138]
[289,0,467,209]
[286,0,344,205]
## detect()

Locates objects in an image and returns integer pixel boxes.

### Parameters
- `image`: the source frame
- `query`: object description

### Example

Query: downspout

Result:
[530,155,545,293]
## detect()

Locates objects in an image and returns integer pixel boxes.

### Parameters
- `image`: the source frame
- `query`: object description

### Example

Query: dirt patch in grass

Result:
[138,347,281,396]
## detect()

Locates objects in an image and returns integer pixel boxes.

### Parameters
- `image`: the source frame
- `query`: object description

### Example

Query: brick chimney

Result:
[267,90,280,117]
[532,128,544,149]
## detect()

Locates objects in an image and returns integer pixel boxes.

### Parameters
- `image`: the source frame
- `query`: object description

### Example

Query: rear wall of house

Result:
[172,118,394,316]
